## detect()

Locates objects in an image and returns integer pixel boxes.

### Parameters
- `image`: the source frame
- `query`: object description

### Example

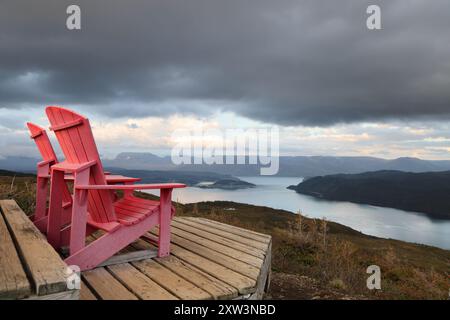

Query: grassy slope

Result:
[1,173,448,299]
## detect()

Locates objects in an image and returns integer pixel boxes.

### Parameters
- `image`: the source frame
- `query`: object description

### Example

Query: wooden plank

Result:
[82,267,138,300]
[0,210,31,299]
[171,219,265,258]
[171,224,263,268]
[107,263,178,300]
[170,243,256,294]
[130,238,238,299]
[80,280,97,300]
[156,255,238,300]
[97,249,157,267]
[174,217,268,250]
[143,236,256,295]
[150,229,260,280]
[0,200,68,296]
[192,217,271,241]
[132,259,212,300]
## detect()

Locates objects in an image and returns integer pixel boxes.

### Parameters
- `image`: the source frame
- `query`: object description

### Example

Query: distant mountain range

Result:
[288,170,450,219]
[3,152,450,177]
[0,169,35,177]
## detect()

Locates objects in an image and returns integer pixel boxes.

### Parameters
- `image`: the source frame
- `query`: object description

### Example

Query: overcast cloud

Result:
[1,1,450,160]
[1,0,450,125]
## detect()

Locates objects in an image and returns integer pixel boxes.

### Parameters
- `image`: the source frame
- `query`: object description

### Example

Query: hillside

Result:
[0,169,35,177]
[289,170,450,219]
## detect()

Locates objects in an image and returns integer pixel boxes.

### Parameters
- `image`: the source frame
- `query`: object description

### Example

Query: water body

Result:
[145,176,450,249]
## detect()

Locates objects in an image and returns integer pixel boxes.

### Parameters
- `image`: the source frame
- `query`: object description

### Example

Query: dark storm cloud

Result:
[1,0,450,125]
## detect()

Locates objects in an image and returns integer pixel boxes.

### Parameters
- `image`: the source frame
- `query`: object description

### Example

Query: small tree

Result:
[192,203,199,215]
[296,209,303,237]
[174,199,183,216]
[321,218,328,249]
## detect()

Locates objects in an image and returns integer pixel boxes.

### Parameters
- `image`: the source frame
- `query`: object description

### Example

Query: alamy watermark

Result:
[366,265,381,290]
[65,265,81,290]
[66,5,81,30]
[171,127,279,175]
[65,4,382,31]
[367,5,382,30]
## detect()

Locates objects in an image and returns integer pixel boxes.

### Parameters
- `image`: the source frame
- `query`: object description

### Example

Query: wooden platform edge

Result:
[0,199,79,300]
[23,289,80,300]
[235,238,272,300]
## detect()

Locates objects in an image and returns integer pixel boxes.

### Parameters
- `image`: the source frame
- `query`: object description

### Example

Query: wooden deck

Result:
[0,199,271,300]
[81,217,272,300]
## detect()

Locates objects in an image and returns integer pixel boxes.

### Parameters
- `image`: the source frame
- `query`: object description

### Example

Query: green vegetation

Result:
[0,172,36,215]
[1,171,448,300]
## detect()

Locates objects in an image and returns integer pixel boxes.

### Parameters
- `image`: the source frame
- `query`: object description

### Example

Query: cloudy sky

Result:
[1,0,450,159]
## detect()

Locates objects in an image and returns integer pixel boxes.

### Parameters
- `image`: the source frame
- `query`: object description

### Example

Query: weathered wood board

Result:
[0,200,78,299]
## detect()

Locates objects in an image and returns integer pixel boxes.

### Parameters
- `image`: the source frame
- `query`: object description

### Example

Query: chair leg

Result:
[69,168,90,255]
[158,188,173,257]
[62,204,73,226]
[47,170,64,249]
[34,175,48,232]
[123,181,134,198]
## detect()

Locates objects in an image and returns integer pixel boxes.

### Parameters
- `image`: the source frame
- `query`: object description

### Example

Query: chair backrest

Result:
[45,106,116,223]
[26,122,73,206]
[26,122,58,163]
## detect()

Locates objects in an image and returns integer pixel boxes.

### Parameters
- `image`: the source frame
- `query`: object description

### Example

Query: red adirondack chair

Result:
[45,106,185,270]
[26,122,74,232]
[27,122,141,234]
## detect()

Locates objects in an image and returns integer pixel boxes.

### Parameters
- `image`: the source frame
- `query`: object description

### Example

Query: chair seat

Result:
[112,196,175,226]
[113,196,160,225]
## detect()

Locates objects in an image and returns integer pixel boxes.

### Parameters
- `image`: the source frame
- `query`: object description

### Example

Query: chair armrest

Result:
[75,183,186,190]
[52,160,97,172]
[105,175,142,183]
[37,159,55,167]
[37,159,56,177]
